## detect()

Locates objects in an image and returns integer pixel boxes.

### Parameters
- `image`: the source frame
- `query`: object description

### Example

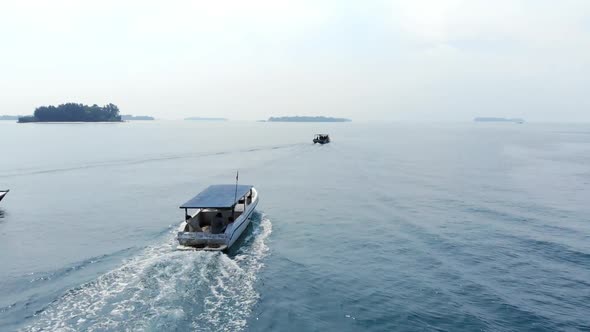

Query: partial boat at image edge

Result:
[0,190,9,203]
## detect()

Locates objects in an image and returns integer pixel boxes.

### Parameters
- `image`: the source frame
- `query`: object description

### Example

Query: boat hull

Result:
[227,199,258,248]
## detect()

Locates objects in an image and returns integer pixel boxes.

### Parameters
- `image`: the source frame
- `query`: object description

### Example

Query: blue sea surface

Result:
[0,121,589,331]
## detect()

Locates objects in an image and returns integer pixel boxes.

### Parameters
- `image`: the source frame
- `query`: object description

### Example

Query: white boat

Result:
[177,184,259,251]
[0,190,8,203]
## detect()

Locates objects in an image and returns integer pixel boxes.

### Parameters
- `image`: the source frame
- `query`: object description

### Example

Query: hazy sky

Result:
[1,0,589,121]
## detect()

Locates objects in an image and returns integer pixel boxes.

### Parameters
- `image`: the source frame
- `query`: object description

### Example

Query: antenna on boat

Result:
[232,170,239,219]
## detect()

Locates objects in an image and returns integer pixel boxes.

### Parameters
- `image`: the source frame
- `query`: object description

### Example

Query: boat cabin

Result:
[313,134,330,144]
[179,185,254,235]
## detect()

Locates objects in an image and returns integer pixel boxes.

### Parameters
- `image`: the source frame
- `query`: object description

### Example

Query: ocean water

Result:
[0,120,589,331]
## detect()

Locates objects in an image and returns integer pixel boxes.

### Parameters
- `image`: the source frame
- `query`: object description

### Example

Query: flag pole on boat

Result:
[232,170,239,219]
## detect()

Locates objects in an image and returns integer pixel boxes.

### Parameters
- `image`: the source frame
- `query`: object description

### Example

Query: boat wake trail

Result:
[0,143,302,178]
[23,215,272,332]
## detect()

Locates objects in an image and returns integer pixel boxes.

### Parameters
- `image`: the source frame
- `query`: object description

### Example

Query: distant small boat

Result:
[177,184,259,251]
[0,190,8,202]
[313,134,330,144]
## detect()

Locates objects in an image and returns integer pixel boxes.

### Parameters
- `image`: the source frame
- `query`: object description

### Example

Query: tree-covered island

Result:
[18,103,122,123]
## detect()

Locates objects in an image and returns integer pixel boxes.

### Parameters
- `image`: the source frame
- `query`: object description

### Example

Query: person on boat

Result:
[186,214,203,232]
[211,212,225,234]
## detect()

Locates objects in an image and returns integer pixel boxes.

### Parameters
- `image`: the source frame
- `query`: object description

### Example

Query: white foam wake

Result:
[23,216,272,332]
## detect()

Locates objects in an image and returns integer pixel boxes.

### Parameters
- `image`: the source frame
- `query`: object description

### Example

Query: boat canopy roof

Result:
[180,184,253,209]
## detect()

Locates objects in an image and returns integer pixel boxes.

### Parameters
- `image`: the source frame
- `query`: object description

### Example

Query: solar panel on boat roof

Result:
[180,184,253,209]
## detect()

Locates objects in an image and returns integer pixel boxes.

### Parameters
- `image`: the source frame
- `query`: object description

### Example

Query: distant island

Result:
[474,117,524,124]
[0,115,20,121]
[185,117,227,121]
[268,116,351,122]
[121,114,154,120]
[18,103,122,123]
